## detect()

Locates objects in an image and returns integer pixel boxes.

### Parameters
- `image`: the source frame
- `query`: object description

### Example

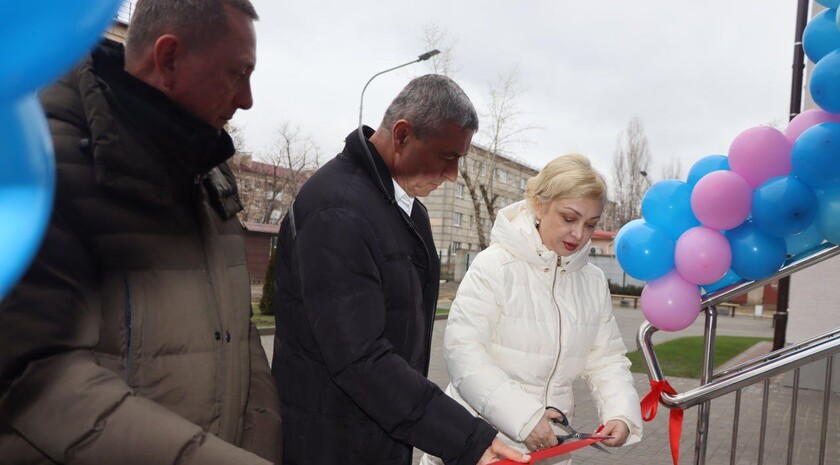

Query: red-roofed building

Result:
[590,230,617,256]
[242,221,280,284]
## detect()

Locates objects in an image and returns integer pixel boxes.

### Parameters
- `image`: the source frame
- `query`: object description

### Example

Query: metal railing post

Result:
[693,306,718,465]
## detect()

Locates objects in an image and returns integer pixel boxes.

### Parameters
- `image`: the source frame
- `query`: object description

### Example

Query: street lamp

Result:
[358,50,440,127]
[639,170,652,187]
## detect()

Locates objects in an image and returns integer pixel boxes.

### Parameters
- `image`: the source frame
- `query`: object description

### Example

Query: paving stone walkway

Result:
[261,302,839,464]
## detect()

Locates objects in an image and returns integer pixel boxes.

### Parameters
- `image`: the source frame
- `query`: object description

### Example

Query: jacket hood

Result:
[490,200,590,272]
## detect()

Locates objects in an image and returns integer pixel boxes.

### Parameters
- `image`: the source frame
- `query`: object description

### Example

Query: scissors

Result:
[545,406,612,454]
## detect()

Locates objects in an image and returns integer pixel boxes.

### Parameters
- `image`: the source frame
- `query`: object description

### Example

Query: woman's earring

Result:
[535,218,541,228]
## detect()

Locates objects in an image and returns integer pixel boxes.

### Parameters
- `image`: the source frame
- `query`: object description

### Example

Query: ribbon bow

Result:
[641,379,683,465]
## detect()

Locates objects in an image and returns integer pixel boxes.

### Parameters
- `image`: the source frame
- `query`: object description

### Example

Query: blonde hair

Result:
[525,154,607,213]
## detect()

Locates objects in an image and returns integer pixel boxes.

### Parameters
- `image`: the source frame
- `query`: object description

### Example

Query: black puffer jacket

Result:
[0,41,281,465]
[272,127,497,465]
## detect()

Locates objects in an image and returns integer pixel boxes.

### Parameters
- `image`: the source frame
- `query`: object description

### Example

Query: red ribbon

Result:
[641,380,683,465]
[489,425,608,465]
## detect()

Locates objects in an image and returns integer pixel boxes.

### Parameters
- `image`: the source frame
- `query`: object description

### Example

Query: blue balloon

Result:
[810,50,840,114]
[687,155,729,186]
[786,222,825,257]
[816,186,840,244]
[726,220,787,281]
[0,94,56,301]
[791,122,840,189]
[615,219,675,281]
[702,268,743,295]
[641,180,700,241]
[752,176,818,238]
[823,0,840,9]
[804,9,840,64]
[0,0,123,100]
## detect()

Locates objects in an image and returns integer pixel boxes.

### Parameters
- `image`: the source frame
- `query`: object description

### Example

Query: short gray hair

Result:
[380,74,478,140]
[125,0,258,62]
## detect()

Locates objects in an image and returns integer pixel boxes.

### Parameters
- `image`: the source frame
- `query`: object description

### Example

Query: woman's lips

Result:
[563,241,578,251]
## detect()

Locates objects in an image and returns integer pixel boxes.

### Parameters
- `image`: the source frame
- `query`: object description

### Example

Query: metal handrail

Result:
[637,242,840,410]
[639,320,840,409]
[702,242,840,308]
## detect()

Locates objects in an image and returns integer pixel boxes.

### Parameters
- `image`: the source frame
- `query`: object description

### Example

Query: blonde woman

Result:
[421,154,642,464]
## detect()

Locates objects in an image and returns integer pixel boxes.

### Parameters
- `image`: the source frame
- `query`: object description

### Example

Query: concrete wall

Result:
[589,255,645,289]
[786,256,840,392]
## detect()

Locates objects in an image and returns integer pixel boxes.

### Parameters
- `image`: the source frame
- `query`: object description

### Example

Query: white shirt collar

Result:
[392,179,415,215]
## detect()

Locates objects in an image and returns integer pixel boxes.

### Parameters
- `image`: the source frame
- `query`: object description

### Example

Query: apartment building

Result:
[424,144,539,280]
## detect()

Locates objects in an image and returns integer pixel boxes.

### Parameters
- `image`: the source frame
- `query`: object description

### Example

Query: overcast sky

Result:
[231,0,801,182]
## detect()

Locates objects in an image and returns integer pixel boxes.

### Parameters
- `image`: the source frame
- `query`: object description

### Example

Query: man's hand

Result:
[600,419,630,447]
[477,437,531,465]
[523,408,563,451]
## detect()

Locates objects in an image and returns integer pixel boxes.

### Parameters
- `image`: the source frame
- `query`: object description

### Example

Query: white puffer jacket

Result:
[421,201,642,465]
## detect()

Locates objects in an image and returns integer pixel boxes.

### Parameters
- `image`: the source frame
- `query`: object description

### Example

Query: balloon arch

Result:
[616,0,840,331]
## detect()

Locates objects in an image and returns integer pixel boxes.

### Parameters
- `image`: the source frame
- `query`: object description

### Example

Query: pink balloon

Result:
[691,171,752,230]
[674,227,732,285]
[785,109,840,143]
[641,271,702,332]
[729,126,792,189]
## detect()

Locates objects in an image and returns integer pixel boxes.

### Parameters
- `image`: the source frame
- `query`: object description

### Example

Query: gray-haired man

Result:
[272,75,528,465]
[0,1,281,464]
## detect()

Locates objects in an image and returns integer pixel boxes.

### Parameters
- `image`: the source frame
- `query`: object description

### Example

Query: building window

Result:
[456,183,465,198]
[495,169,508,183]
[520,178,527,191]
[452,241,462,254]
[269,209,282,224]
[453,212,462,227]
[265,190,275,200]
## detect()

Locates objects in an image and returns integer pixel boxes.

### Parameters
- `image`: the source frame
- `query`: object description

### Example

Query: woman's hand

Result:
[523,409,564,451]
[600,419,630,447]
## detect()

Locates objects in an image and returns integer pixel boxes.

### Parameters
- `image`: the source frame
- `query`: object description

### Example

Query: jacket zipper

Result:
[399,210,435,376]
[124,273,133,383]
[543,260,563,406]
[193,174,235,438]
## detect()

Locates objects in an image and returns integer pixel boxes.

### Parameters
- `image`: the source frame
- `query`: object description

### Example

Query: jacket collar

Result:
[82,40,236,207]
[341,126,396,203]
[491,201,590,273]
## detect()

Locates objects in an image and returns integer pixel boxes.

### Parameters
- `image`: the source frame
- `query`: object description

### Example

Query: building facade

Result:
[242,222,280,284]
[229,153,304,225]
[424,144,539,280]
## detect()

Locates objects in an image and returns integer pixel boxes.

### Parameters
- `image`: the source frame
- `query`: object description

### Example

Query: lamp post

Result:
[639,170,652,187]
[773,0,810,351]
[358,50,440,127]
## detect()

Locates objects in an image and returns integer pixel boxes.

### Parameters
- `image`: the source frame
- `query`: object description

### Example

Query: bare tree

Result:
[462,69,538,248]
[660,157,683,181]
[606,117,652,231]
[226,123,248,152]
[420,26,536,249]
[232,122,320,224]
[258,122,320,224]
[421,23,458,77]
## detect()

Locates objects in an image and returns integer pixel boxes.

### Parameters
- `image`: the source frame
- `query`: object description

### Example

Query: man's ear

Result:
[392,120,411,149]
[152,35,181,90]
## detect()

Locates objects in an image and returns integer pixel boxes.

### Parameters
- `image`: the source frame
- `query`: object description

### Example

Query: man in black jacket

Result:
[272,75,529,465]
